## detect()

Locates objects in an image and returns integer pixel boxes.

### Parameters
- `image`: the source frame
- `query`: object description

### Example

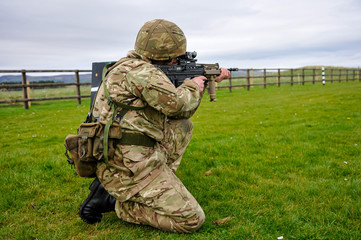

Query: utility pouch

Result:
[78,122,100,162]
[65,133,97,178]
[64,122,122,178]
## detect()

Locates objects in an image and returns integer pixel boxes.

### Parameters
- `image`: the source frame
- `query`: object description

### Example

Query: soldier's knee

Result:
[178,208,205,233]
[192,208,205,232]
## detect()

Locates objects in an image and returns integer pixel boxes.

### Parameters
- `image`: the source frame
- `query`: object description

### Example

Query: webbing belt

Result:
[120,132,156,147]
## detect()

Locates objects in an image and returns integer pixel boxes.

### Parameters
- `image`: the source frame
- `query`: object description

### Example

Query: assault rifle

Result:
[155,51,221,101]
[90,51,232,106]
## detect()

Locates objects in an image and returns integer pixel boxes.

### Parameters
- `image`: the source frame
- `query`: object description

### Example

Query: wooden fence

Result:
[1,67,360,109]
[0,69,91,109]
[220,68,361,92]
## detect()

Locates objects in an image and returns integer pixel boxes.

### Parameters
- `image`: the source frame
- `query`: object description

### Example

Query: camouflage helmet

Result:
[134,19,187,61]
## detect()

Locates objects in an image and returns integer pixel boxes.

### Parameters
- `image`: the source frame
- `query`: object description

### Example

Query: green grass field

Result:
[0,82,360,239]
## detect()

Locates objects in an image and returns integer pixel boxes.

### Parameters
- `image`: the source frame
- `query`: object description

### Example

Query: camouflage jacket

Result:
[93,50,202,139]
[92,50,202,201]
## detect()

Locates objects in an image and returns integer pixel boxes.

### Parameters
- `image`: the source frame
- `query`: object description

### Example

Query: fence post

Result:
[228,72,232,93]
[21,70,29,109]
[339,69,341,82]
[250,69,254,88]
[302,69,305,85]
[75,70,81,105]
[263,68,267,88]
[247,69,250,91]
[290,69,293,86]
[331,69,333,83]
[26,80,32,107]
[353,70,355,81]
[277,69,281,87]
[359,69,361,82]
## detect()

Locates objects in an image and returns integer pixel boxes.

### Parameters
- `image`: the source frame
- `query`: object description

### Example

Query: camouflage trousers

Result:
[96,119,205,233]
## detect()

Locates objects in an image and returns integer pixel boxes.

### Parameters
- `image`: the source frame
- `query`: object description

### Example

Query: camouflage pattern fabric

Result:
[93,50,204,232]
[134,19,187,61]
[115,162,205,233]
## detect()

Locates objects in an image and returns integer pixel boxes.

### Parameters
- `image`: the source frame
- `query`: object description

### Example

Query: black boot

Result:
[79,178,116,224]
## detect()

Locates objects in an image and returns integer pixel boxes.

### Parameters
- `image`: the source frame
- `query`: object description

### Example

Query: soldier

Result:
[79,19,230,233]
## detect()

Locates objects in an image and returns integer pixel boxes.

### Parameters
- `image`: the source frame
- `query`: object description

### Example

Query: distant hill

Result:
[0,74,91,84]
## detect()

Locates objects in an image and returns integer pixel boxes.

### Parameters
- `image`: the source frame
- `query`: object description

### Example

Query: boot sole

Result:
[79,179,102,224]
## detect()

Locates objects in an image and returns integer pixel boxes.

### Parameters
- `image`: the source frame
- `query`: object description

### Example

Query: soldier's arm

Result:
[140,67,202,117]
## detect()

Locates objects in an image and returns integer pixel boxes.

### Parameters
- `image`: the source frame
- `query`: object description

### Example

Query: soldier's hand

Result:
[191,76,206,92]
[215,68,231,82]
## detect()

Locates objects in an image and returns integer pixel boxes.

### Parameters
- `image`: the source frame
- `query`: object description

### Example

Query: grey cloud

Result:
[0,0,361,70]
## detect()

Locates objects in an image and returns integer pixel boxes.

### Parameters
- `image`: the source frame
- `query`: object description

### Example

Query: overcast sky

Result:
[1,0,360,70]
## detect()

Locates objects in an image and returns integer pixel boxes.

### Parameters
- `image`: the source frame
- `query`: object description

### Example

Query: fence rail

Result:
[0,69,91,109]
[1,67,360,109]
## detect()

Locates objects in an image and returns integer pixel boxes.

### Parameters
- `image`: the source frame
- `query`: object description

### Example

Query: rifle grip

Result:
[208,78,216,101]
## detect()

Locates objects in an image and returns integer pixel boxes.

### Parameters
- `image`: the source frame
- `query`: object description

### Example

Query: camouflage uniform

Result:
[92,50,205,233]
